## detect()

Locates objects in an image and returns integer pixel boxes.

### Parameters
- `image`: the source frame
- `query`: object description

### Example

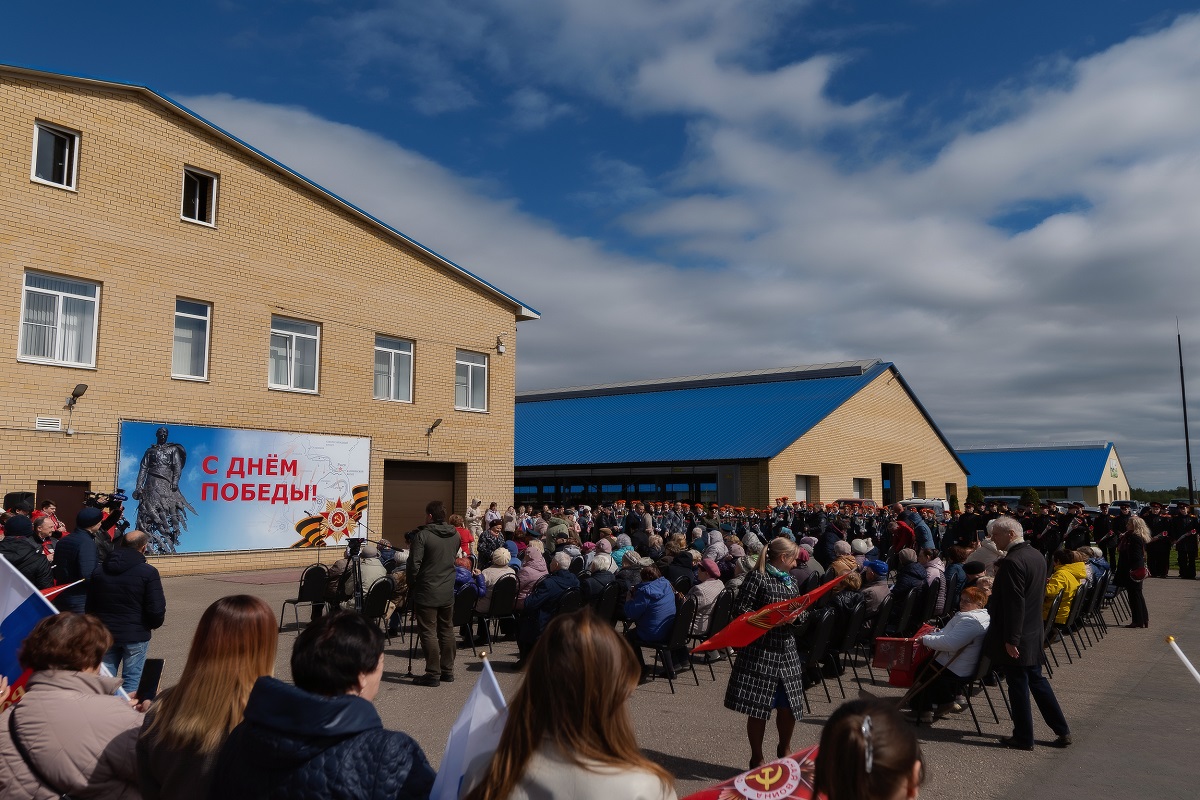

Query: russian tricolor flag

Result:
[0,556,58,707]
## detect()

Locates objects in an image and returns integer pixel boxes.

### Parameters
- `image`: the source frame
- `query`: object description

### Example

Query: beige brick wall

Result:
[765,368,967,507]
[0,72,527,571]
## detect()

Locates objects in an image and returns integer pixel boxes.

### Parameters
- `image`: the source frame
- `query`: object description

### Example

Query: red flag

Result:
[40,579,83,600]
[681,745,818,800]
[691,572,849,653]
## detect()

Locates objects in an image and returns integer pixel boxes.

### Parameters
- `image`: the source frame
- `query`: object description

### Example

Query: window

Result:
[173,299,211,379]
[269,316,320,392]
[374,335,413,402]
[853,478,871,499]
[31,122,79,190]
[19,272,99,367]
[455,349,487,411]
[181,167,218,225]
[911,481,926,499]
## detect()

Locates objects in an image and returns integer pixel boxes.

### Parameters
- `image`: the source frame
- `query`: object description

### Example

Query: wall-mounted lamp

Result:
[64,383,88,436]
[426,418,443,456]
[496,335,506,355]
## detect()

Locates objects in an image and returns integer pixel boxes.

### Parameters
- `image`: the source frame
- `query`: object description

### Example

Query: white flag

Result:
[431,658,509,800]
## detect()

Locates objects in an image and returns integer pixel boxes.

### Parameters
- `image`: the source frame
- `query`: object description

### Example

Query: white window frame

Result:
[172,298,211,381]
[30,121,80,191]
[455,349,488,412]
[180,166,219,227]
[268,316,321,394]
[374,335,414,403]
[18,271,100,368]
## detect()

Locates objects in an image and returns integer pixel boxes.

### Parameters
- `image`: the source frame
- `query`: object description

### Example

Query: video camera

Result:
[84,488,128,509]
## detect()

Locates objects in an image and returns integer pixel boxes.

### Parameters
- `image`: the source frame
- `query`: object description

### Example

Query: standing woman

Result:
[724,537,807,768]
[462,610,675,800]
[137,595,278,799]
[1117,516,1151,628]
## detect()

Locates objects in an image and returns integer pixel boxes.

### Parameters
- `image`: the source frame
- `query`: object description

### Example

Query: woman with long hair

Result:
[462,610,675,800]
[723,536,807,768]
[813,698,924,800]
[137,594,278,799]
[1117,516,1151,628]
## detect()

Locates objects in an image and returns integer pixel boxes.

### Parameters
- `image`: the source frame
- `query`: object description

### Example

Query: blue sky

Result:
[5,1,1200,488]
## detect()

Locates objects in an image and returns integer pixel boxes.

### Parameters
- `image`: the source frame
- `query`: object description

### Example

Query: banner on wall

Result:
[117,421,370,554]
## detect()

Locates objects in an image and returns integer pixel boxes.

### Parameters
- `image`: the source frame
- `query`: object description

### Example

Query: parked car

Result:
[899,498,951,521]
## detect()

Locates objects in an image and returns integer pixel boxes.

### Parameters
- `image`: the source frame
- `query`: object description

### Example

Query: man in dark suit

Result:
[983,515,1072,750]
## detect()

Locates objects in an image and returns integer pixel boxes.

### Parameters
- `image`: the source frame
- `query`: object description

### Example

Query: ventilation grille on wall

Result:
[35,417,62,431]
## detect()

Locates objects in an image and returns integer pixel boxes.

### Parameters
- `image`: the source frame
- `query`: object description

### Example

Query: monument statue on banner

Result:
[133,426,195,554]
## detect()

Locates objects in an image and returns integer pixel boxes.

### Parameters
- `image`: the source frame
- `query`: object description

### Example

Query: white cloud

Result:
[186,12,1200,488]
[507,88,573,130]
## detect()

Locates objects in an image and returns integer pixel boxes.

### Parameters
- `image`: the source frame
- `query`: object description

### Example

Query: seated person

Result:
[1044,549,1085,625]
[787,546,821,588]
[825,540,859,581]
[518,552,580,660]
[906,587,991,723]
[890,548,927,606]
[579,553,617,603]
[686,557,725,636]
[623,564,677,676]
[211,610,435,799]
[342,542,388,606]
[961,560,986,589]
[851,537,879,564]
[860,560,890,616]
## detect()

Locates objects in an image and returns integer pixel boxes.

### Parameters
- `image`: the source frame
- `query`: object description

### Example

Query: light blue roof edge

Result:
[2,62,539,321]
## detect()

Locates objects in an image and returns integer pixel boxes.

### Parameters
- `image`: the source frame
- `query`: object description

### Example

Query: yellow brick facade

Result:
[0,69,532,572]
[767,368,967,507]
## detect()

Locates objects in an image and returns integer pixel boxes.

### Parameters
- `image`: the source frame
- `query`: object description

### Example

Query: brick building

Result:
[515,360,967,509]
[0,65,536,575]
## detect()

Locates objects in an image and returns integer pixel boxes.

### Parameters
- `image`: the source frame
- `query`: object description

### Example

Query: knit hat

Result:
[77,507,104,528]
[851,538,872,555]
[964,561,986,576]
[898,548,917,564]
[491,549,511,567]
[3,515,33,538]
[794,547,810,563]
[800,536,818,548]
[361,542,380,559]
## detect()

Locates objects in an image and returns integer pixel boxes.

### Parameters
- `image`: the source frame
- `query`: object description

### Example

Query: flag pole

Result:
[1180,321,1195,505]
[1166,636,1200,687]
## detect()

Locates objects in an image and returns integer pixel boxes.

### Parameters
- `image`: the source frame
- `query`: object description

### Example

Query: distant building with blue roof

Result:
[958,443,1131,505]
[515,360,967,509]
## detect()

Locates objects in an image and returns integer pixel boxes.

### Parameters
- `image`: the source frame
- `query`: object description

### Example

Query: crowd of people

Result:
[0,491,1176,799]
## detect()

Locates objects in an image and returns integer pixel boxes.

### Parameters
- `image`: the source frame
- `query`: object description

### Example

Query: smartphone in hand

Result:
[137,659,165,702]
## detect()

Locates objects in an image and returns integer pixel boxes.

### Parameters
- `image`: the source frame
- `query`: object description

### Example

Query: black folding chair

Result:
[859,593,894,685]
[474,575,518,647]
[891,586,920,637]
[569,556,586,575]
[1042,590,1065,677]
[919,577,941,623]
[361,576,395,643]
[672,575,693,594]
[453,585,480,657]
[689,589,735,680]
[554,587,583,617]
[824,599,869,697]
[963,654,1008,735]
[796,608,837,713]
[633,597,700,694]
[279,563,329,632]
[1056,587,1087,663]
[593,581,622,625]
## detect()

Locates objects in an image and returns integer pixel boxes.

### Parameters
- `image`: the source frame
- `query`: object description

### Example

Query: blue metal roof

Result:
[959,444,1115,488]
[0,63,538,320]
[516,362,896,466]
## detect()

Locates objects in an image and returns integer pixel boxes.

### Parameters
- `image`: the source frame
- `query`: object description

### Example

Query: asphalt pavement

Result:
[147,567,1200,798]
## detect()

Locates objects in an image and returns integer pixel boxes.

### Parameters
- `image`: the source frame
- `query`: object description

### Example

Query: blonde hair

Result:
[1128,516,1152,543]
[758,537,799,573]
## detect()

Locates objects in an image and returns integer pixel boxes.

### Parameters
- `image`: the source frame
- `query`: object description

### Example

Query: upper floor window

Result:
[181,167,218,225]
[173,299,211,380]
[31,122,79,190]
[374,335,413,402]
[269,316,319,393]
[455,349,487,411]
[19,272,99,367]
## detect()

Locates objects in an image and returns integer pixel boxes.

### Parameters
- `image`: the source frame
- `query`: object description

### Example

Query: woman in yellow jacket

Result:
[1043,549,1087,624]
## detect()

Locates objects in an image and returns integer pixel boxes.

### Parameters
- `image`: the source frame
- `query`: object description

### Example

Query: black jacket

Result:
[51,527,106,612]
[984,540,1048,667]
[579,568,615,603]
[85,547,166,644]
[663,552,696,592]
[0,535,53,589]
[210,677,434,800]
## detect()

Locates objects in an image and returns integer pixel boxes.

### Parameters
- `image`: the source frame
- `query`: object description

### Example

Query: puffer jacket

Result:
[0,671,142,799]
[209,677,434,800]
[1044,561,1085,624]
[890,561,928,608]
[0,533,53,589]
[624,577,676,643]
[86,546,166,644]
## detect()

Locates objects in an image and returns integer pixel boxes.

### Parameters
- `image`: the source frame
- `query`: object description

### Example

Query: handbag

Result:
[8,709,76,799]
[1130,566,1149,582]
